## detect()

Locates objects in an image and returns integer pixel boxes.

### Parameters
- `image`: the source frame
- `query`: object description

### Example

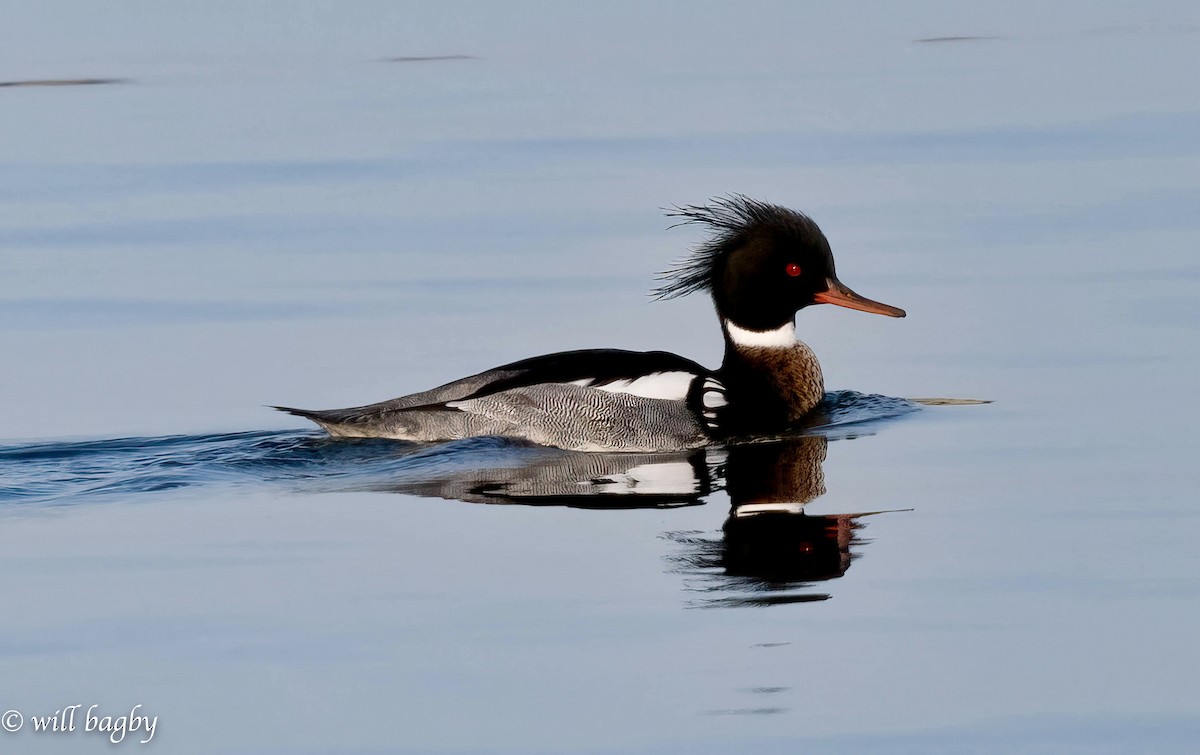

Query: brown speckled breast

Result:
[719,340,825,433]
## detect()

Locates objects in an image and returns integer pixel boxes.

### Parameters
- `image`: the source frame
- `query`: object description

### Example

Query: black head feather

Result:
[652,195,828,301]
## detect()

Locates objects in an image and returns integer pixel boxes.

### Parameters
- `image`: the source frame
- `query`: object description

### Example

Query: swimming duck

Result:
[275,196,904,451]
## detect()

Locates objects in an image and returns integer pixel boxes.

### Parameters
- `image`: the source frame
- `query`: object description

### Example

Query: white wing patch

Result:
[582,462,700,495]
[571,371,696,401]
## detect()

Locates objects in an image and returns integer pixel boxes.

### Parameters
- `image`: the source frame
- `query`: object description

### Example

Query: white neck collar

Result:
[724,320,797,348]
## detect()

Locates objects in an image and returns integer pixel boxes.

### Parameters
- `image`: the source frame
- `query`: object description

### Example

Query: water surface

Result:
[1,2,1198,753]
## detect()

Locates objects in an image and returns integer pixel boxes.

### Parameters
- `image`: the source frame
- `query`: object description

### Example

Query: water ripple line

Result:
[0,391,917,506]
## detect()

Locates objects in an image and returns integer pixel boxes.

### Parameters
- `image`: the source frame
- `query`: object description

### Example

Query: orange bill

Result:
[813,278,906,317]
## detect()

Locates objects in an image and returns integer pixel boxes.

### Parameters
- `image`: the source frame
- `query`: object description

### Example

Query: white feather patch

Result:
[577,371,696,401]
[582,462,700,495]
[724,320,797,348]
[734,502,807,516]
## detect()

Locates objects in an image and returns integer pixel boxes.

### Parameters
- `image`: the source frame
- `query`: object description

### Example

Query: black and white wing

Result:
[275,349,725,451]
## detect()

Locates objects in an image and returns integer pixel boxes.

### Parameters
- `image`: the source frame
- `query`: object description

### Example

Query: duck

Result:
[274,196,905,452]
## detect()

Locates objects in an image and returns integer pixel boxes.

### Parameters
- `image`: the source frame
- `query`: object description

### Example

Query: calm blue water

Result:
[2,2,1199,753]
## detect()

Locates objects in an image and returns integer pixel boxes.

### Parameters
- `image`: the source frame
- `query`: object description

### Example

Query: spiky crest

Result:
[652,195,820,300]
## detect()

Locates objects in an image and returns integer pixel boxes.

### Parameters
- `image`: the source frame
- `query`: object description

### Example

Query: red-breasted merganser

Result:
[275,196,905,451]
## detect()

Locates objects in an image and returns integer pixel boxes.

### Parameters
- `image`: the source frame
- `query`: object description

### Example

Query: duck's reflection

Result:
[342,430,898,606]
[668,437,892,607]
[348,443,711,508]
[454,449,714,508]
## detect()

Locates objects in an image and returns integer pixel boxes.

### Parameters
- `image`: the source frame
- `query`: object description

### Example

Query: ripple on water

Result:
[0,391,918,506]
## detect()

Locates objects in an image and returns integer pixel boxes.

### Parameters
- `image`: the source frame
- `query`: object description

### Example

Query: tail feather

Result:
[271,403,433,431]
[271,402,467,441]
[270,405,346,424]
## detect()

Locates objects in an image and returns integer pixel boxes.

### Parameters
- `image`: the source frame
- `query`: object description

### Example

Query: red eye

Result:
[785,263,802,277]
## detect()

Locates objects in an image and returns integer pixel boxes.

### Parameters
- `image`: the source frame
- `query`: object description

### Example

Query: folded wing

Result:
[274,349,716,451]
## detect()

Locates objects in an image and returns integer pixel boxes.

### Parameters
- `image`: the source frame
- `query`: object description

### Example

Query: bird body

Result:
[276,197,904,451]
[281,349,712,452]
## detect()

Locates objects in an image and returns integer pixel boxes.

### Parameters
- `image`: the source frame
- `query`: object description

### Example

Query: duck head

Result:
[654,195,905,333]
